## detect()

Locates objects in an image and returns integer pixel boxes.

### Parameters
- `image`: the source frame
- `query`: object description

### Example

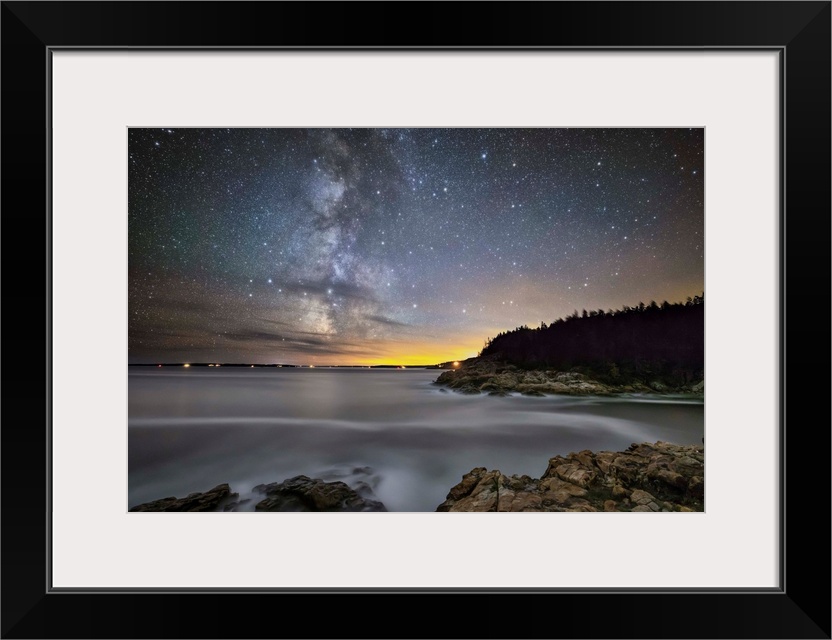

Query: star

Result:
[128,127,703,365]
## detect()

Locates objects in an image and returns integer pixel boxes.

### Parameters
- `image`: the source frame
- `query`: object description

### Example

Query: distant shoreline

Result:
[433,356,704,397]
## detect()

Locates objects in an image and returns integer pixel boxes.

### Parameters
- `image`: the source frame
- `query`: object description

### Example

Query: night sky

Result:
[129,128,703,365]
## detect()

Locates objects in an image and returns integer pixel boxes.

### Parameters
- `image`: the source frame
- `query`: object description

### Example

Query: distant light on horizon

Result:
[129,128,703,364]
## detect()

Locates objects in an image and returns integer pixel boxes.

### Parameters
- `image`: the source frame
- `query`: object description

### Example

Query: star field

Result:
[129,128,704,365]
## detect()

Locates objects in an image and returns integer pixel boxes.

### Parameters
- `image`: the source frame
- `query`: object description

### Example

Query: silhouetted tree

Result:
[479,293,704,386]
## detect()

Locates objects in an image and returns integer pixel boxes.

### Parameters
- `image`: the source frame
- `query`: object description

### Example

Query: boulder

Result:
[129,484,235,512]
[254,475,387,512]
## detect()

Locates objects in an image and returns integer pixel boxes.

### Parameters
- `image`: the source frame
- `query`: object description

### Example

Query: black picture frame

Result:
[2,2,829,638]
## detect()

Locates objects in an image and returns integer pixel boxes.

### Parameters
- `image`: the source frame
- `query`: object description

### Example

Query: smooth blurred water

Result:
[128,367,704,512]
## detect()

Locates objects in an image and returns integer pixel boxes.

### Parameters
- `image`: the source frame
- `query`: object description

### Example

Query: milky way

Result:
[128,128,703,365]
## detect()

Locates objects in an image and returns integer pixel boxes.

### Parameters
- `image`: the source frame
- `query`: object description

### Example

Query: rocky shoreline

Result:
[437,441,704,512]
[129,474,387,512]
[433,356,704,396]
[130,441,703,513]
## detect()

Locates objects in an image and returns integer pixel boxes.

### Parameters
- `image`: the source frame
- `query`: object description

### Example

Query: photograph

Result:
[3,0,828,633]
[128,127,705,513]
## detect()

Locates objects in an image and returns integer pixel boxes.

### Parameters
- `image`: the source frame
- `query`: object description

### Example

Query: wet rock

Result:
[457,385,482,395]
[437,469,502,512]
[433,356,703,397]
[223,499,250,512]
[130,484,235,512]
[254,475,387,512]
[436,441,704,512]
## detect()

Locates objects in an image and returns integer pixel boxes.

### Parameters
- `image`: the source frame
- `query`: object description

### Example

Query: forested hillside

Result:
[479,294,704,384]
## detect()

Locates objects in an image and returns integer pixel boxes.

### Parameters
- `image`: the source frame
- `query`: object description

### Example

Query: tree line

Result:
[479,294,704,384]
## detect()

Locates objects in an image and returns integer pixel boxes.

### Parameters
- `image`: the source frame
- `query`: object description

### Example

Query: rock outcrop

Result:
[253,475,387,512]
[130,476,387,512]
[129,483,235,512]
[434,356,703,396]
[436,441,704,512]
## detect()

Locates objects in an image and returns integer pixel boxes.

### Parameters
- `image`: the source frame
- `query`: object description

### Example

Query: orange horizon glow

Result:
[297,334,485,367]
[133,328,498,367]
[351,354,476,367]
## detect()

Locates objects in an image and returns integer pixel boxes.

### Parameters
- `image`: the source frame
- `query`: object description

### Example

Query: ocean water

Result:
[128,367,704,512]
